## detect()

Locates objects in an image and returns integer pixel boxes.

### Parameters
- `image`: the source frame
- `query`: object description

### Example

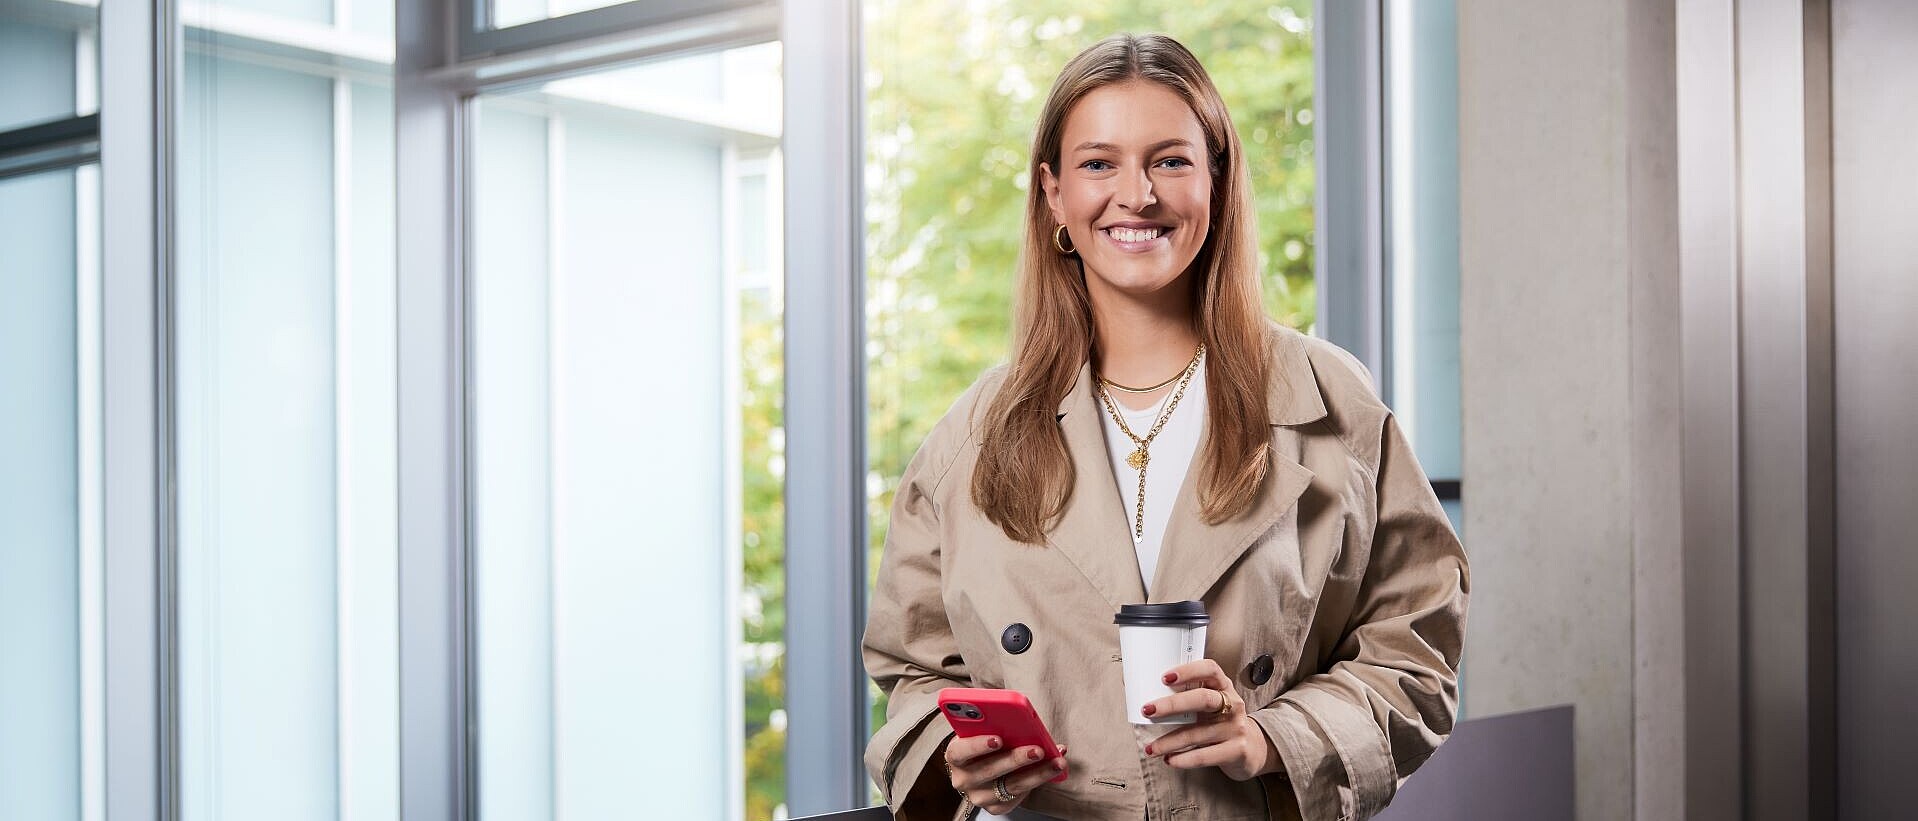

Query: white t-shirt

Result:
[1097,358,1206,598]
[979,362,1206,821]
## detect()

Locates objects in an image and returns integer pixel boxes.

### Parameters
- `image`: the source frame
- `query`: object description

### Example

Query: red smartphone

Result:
[937,687,1068,783]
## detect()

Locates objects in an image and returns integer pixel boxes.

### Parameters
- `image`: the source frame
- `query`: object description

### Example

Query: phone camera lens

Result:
[965,709,981,719]
[946,704,961,712]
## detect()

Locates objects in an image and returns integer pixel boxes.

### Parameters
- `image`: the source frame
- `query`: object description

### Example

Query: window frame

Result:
[96,0,175,816]
[1317,0,1463,505]
[0,114,100,179]
[1315,0,1388,386]
[456,0,771,62]
[405,0,851,819]
[778,0,867,813]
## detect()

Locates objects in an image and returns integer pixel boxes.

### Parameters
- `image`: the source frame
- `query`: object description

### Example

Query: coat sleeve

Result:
[1249,413,1471,821]
[862,434,974,821]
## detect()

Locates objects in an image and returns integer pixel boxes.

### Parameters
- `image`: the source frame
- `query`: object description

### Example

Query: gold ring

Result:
[993,776,1016,803]
[1213,687,1233,717]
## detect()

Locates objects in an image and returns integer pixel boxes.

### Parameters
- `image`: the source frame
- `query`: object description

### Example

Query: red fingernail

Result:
[1142,704,1156,717]
[1028,748,1041,761]
[987,738,1001,750]
[1163,673,1177,684]
[1055,761,1067,772]
[1144,744,1155,755]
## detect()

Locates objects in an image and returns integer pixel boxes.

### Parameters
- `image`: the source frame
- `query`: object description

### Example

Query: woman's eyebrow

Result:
[1070,138,1195,154]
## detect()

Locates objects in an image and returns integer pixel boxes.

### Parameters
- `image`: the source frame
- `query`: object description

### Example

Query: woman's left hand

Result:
[1139,659,1275,782]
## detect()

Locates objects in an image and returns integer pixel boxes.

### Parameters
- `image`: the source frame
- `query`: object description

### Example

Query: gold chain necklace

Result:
[1100,369,1184,394]
[1096,344,1205,542]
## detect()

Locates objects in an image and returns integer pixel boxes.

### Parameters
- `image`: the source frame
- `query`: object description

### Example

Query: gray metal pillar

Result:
[1676,0,1745,817]
[1680,1,1840,818]
[396,0,470,816]
[1733,3,1837,818]
[101,0,173,816]
[1831,1,1918,817]
[1314,0,1386,386]
[782,0,870,813]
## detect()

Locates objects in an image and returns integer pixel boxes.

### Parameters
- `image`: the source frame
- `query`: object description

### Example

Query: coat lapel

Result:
[1046,360,1151,609]
[1149,432,1314,603]
[1149,325,1327,603]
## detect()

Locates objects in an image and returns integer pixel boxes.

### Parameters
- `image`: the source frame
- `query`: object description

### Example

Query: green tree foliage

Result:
[740,289,788,821]
[743,3,1316,816]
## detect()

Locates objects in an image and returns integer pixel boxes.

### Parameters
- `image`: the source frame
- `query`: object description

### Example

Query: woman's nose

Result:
[1117,168,1156,210]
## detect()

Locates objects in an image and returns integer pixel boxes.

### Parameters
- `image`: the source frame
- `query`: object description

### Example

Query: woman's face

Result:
[1041,80,1213,303]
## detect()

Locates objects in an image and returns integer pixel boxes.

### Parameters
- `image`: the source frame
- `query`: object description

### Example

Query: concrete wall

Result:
[1456,3,1683,819]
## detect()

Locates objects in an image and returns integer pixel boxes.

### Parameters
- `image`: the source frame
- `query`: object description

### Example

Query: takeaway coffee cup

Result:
[1114,601,1210,725]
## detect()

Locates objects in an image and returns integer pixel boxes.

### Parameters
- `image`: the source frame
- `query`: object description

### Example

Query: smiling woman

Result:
[859,6,1324,816]
[862,33,1468,821]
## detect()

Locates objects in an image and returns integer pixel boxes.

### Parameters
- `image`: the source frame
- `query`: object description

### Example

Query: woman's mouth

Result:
[1102,225,1170,251]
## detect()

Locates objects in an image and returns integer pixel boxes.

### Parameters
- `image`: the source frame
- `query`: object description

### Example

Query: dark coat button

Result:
[1001,623,1033,655]
[1247,653,1275,686]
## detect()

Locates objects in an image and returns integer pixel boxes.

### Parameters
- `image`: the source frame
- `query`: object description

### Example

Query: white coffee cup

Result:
[1114,601,1210,725]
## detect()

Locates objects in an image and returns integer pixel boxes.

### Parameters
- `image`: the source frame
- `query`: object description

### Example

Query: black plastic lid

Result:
[1113,600,1209,627]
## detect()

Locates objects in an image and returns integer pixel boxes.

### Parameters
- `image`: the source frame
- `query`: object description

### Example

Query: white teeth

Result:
[1107,226,1163,243]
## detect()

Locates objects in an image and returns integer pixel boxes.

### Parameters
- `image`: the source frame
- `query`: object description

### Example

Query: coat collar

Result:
[1045,324,1323,607]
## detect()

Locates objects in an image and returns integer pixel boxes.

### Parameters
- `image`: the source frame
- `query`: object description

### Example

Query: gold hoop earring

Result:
[1052,224,1076,255]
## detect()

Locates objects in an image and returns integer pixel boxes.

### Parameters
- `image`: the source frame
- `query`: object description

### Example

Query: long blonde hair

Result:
[971,33,1273,544]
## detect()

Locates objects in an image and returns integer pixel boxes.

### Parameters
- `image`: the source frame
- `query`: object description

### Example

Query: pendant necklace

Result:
[1096,344,1205,541]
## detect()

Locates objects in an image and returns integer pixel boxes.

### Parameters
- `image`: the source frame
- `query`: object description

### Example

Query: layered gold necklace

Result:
[1096,344,1205,542]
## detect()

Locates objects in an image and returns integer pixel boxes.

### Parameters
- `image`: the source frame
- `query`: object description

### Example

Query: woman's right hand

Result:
[943,735,1069,816]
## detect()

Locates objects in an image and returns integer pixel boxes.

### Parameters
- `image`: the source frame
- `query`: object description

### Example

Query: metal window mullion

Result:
[396,0,471,816]
[331,73,373,819]
[542,107,565,821]
[457,0,768,61]
[0,115,102,181]
[1314,0,1388,390]
[781,0,868,813]
[100,0,176,816]
[74,21,109,821]
[1382,0,1412,417]
[432,5,776,95]
[719,140,748,821]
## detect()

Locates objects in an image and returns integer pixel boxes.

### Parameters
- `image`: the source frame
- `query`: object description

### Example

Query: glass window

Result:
[0,1,97,134]
[0,162,103,821]
[468,41,783,821]
[174,3,399,817]
[861,0,1317,743]
[2,7,104,819]
[490,0,622,31]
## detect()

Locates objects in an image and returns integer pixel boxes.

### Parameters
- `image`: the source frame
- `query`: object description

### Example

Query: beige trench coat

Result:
[863,324,1469,821]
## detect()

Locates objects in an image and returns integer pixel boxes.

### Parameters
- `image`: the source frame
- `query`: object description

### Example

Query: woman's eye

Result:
[1156,157,1194,169]
[1080,160,1114,171]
